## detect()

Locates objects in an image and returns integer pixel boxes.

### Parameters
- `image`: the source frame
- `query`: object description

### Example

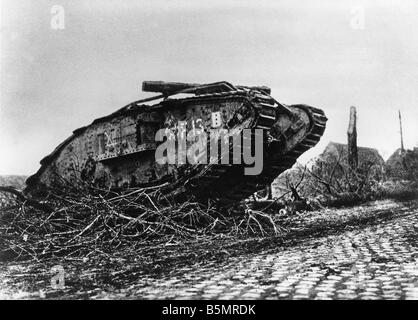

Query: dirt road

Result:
[1,199,417,299]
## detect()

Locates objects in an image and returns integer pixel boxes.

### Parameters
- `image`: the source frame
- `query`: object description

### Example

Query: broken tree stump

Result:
[347,106,358,172]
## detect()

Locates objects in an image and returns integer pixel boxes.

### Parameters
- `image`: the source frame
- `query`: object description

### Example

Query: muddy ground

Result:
[0,199,417,299]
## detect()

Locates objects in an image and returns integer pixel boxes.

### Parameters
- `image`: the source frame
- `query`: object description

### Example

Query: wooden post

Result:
[347,106,358,172]
[399,110,405,153]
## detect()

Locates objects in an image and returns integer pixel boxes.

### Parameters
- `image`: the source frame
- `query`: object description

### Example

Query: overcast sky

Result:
[1,0,417,175]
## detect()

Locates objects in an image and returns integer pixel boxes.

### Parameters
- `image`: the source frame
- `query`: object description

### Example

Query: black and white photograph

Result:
[0,0,417,306]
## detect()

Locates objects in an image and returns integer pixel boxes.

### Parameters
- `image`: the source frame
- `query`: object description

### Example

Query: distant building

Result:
[386,147,418,180]
[271,141,385,197]
[321,141,385,167]
[315,141,385,179]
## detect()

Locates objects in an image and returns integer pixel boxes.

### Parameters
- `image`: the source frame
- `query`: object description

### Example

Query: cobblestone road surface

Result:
[1,200,417,299]
[88,200,418,300]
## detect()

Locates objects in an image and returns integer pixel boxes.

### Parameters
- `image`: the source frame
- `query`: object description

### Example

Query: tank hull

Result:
[26,82,327,204]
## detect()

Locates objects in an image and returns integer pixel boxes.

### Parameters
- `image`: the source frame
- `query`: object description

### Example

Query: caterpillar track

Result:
[26,81,327,205]
[183,93,327,205]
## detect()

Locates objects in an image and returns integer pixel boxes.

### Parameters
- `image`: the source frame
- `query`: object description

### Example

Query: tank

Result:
[26,81,327,205]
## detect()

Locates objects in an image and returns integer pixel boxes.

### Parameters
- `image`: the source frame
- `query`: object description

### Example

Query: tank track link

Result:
[184,92,327,205]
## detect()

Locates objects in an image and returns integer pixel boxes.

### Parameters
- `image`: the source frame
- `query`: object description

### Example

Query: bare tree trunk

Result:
[347,106,358,192]
[347,106,358,172]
